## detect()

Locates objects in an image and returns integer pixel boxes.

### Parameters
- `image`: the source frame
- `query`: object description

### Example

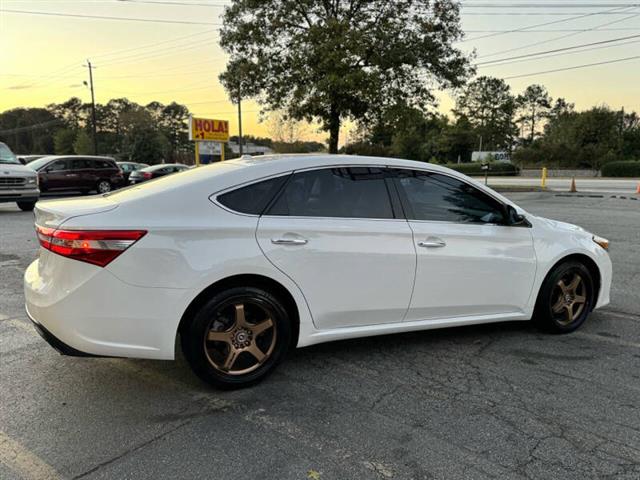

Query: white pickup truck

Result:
[0,142,40,211]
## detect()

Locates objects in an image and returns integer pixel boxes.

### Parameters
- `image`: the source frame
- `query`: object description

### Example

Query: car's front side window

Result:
[267,167,394,219]
[394,169,506,224]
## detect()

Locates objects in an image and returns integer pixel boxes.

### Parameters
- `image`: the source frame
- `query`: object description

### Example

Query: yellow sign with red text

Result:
[189,116,229,142]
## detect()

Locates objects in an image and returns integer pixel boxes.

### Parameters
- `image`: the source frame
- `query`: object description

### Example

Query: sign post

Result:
[188,116,230,165]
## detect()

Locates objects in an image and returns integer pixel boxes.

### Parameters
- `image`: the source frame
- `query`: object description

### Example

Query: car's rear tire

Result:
[17,201,36,211]
[534,261,595,334]
[96,180,111,194]
[181,287,291,389]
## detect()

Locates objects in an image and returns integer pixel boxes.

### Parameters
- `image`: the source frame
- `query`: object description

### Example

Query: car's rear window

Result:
[217,175,290,215]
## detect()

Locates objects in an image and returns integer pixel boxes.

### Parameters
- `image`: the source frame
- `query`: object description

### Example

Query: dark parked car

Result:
[28,155,124,194]
[117,161,149,182]
[129,163,189,185]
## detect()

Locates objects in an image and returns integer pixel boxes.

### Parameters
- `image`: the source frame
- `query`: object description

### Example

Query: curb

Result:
[554,194,638,201]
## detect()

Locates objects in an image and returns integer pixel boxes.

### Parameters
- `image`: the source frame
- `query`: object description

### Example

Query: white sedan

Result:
[24,155,612,389]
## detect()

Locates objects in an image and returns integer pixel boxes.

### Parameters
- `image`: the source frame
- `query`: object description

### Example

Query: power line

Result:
[476,10,639,58]
[462,2,640,7]
[465,27,640,31]
[116,0,229,6]
[502,54,640,79]
[479,38,640,67]
[461,4,635,41]
[97,37,220,67]
[92,29,218,60]
[0,9,222,25]
[0,119,64,135]
[477,33,640,65]
[462,11,639,14]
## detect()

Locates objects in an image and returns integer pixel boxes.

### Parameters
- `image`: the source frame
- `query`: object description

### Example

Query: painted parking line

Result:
[0,431,62,480]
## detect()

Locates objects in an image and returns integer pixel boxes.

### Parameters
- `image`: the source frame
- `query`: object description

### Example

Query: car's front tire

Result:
[534,260,595,333]
[17,201,36,211]
[181,287,291,389]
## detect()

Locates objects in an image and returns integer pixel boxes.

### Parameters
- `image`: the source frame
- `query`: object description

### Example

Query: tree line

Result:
[342,77,640,169]
[0,97,192,164]
[0,98,325,164]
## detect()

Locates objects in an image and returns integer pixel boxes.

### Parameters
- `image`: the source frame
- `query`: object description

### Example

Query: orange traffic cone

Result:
[569,177,577,193]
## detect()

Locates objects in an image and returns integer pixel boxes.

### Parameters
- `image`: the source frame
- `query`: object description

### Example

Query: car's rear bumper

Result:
[24,253,189,360]
[25,305,99,357]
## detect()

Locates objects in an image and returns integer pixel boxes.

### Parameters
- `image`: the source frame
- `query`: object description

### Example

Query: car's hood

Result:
[532,215,587,234]
[0,163,37,176]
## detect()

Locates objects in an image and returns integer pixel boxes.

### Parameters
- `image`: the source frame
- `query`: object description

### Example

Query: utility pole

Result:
[84,60,98,155]
[237,87,244,156]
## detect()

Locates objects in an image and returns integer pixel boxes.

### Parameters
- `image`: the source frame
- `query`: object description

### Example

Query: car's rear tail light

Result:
[143,172,153,179]
[35,226,146,267]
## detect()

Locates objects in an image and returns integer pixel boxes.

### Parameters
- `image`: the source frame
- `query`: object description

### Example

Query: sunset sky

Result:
[1,0,639,142]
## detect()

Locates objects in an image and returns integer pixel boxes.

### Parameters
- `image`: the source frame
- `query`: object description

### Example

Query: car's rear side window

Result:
[217,175,290,215]
[267,167,394,219]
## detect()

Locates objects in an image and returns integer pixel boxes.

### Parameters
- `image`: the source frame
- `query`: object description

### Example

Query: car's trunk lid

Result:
[35,195,118,228]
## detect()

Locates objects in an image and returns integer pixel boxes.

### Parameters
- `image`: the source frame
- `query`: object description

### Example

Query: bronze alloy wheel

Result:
[550,272,588,326]
[533,260,594,334]
[203,301,277,376]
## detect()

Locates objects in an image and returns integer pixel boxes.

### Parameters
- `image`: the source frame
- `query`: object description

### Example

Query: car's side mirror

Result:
[505,204,531,227]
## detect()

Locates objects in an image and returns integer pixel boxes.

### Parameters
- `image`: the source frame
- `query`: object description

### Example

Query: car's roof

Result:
[223,153,455,174]
[40,155,114,160]
[142,163,185,171]
[106,154,519,211]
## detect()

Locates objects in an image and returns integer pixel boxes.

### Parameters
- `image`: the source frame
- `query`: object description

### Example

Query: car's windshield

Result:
[27,156,57,171]
[0,143,20,165]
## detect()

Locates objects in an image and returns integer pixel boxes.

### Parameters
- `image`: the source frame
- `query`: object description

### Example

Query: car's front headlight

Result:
[26,177,37,185]
[593,235,610,251]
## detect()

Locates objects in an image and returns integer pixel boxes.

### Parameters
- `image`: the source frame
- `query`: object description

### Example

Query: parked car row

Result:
[0,142,190,211]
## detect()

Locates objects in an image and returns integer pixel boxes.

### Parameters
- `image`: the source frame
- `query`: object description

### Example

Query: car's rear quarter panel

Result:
[53,170,315,357]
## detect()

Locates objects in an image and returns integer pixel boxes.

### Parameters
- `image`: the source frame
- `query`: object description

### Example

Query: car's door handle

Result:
[65,174,78,177]
[418,237,446,248]
[271,238,308,245]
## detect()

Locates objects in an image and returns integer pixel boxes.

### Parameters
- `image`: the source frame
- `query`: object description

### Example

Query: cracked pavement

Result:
[1,192,639,479]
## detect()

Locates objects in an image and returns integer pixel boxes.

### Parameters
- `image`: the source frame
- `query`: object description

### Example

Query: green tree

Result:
[454,76,517,151]
[219,0,471,153]
[153,102,190,162]
[516,84,552,143]
[549,97,574,120]
[73,130,93,155]
[47,97,86,129]
[54,129,77,155]
[0,107,59,153]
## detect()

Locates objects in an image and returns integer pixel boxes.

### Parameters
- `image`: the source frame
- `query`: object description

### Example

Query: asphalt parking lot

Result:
[1,192,639,480]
